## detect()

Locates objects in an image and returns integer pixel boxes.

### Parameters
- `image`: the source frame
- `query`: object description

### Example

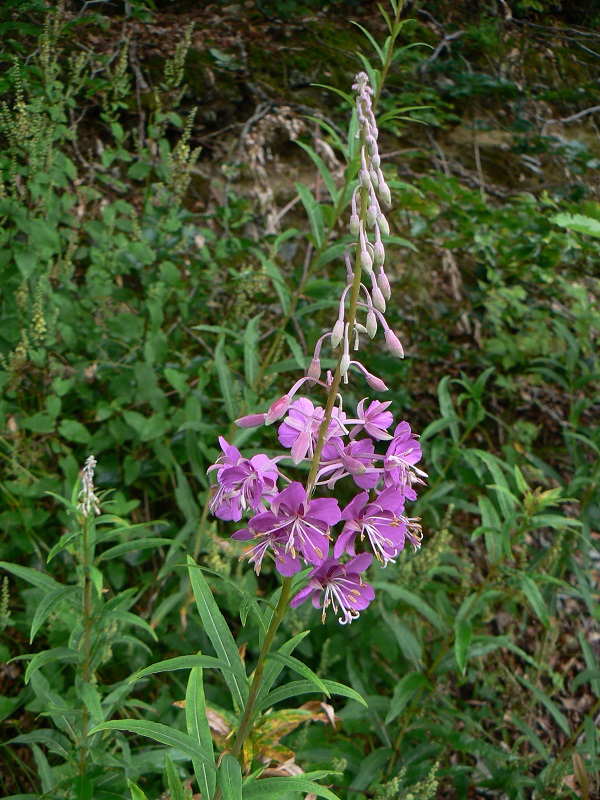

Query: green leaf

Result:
[80,680,104,726]
[0,562,62,592]
[214,336,238,422]
[89,720,218,771]
[131,653,246,683]
[128,780,149,800]
[220,753,243,800]
[32,743,57,793]
[186,666,216,800]
[30,586,77,642]
[24,647,79,683]
[122,410,171,442]
[96,538,180,563]
[187,557,249,709]
[265,653,330,696]
[578,631,600,697]
[516,676,570,736]
[373,583,447,632]
[520,574,550,628]
[350,21,385,63]
[296,182,324,248]
[551,212,600,238]
[58,419,91,444]
[454,621,472,675]
[164,753,186,800]
[380,607,422,668]
[255,678,367,715]
[437,376,460,443]
[348,748,393,792]
[243,313,262,387]
[385,672,428,725]
[296,140,339,203]
[242,777,340,800]
[254,253,291,315]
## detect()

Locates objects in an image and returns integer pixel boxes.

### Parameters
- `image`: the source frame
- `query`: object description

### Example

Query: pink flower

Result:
[278,398,346,465]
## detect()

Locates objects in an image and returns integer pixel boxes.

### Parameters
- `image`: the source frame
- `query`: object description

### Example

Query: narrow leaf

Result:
[385,672,428,725]
[520,574,550,629]
[454,621,472,675]
[131,653,246,683]
[164,753,186,800]
[214,337,238,422]
[186,666,216,800]
[220,753,243,800]
[265,652,330,696]
[255,678,367,715]
[242,777,340,800]
[30,586,77,642]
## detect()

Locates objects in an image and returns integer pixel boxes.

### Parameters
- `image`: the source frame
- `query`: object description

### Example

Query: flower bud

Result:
[235,413,267,428]
[331,318,345,349]
[377,268,391,300]
[340,352,351,376]
[378,176,391,207]
[360,249,373,274]
[366,135,377,156]
[371,153,381,169]
[369,168,379,189]
[384,329,404,358]
[373,241,385,266]
[365,371,389,392]
[360,169,370,189]
[366,310,377,339]
[366,205,377,228]
[371,285,386,313]
[377,213,390,236]
[342,454,367,475]
[307,356,321,383]
[265,395,291,425]
[349,214,360,237]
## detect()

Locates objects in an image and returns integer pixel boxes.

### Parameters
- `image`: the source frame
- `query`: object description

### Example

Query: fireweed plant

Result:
[89,72,427,800]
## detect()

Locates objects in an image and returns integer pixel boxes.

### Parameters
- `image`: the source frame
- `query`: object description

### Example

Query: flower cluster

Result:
[208,73,426,625]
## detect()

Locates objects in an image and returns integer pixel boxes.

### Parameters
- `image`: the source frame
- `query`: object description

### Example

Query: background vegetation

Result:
[0,0,598,798]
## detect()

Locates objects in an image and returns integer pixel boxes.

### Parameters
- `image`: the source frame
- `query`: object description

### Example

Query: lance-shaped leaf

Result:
[164,753,186,800]
[30,586,78,642]
[186,666,216,800]
[242,777,340,800]
[265,653,329,697]
[254,679,367,715]
[130,653,247,683]
[188,556,249,709]
[220,753,243,800]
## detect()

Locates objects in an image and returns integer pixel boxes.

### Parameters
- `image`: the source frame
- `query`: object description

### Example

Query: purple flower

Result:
[316,438,380,491]
[278,398,346,465]
[231,526,301,576]
[349,399,394,441]
[290,553,375,625]
[242,482,340,570]
[383,422,427,498]
[208,437,280,522]
[335,488,408,565]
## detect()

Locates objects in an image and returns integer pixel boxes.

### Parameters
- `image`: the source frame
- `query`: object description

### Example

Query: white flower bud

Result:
[307,356,321,383]
[373,241,385,266]
[365,371,388,392]
[377,269,391,300]
[385,329,404,358]
[360,249,373,274]
[379,180,391,207]
[340,352,351,376]
[371,153,381,169]
[349,214,360,237]
[331,319,345,349]
[377,213,390,236]
[369,168,379,189]
[366,310,377,338]
[372,285,386,313]
[360,169,370,189]
[366,135,377,156]
[366,205,377,228]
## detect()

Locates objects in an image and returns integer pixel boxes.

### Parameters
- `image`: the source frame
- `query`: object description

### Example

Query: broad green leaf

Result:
[242,777,340,800]
[255,678,367,715]
[186,666,216,800]
[220,753,243,800]
[551,212,600,238]
[214,337,238,422]
[130,653,246,683]
[24,647,79,684]
[164,753,186,800]
[296,182,324,248]
[89,720,218,771]
[0,562,61,592]
[520,574,550,628]
[296,140,339,203]
[454,621,472,675]
[188,557,249,709]
[385,672,428,725]
[30,586,77,642]
[373,583,446,632]
[265,653,330,696]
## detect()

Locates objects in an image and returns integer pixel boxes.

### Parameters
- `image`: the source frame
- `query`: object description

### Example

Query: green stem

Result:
[212,577,293,800]
[79,515,93,779]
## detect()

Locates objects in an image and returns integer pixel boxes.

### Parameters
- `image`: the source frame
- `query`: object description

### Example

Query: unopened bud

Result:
[379,179,391,207]
[366,135,377,156]
[236,413,267,428]
[365,371,389,392]
[366,205,377,228]
[349,214,360,237]
[340,352,351,376]
[371,153,381,169]
[377,213,390,236]
[360,169,370,189]
[331,319,345,349]
[369,169,379,189]
[366,310,377,338]
[371,285,386,313]
[377,269,391,300]
[342,454,367,475]
[265,395,291,425]
[384,329,404,358]
[360,249,373,274]
[373,241,385,266]
[307,356,321,383]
